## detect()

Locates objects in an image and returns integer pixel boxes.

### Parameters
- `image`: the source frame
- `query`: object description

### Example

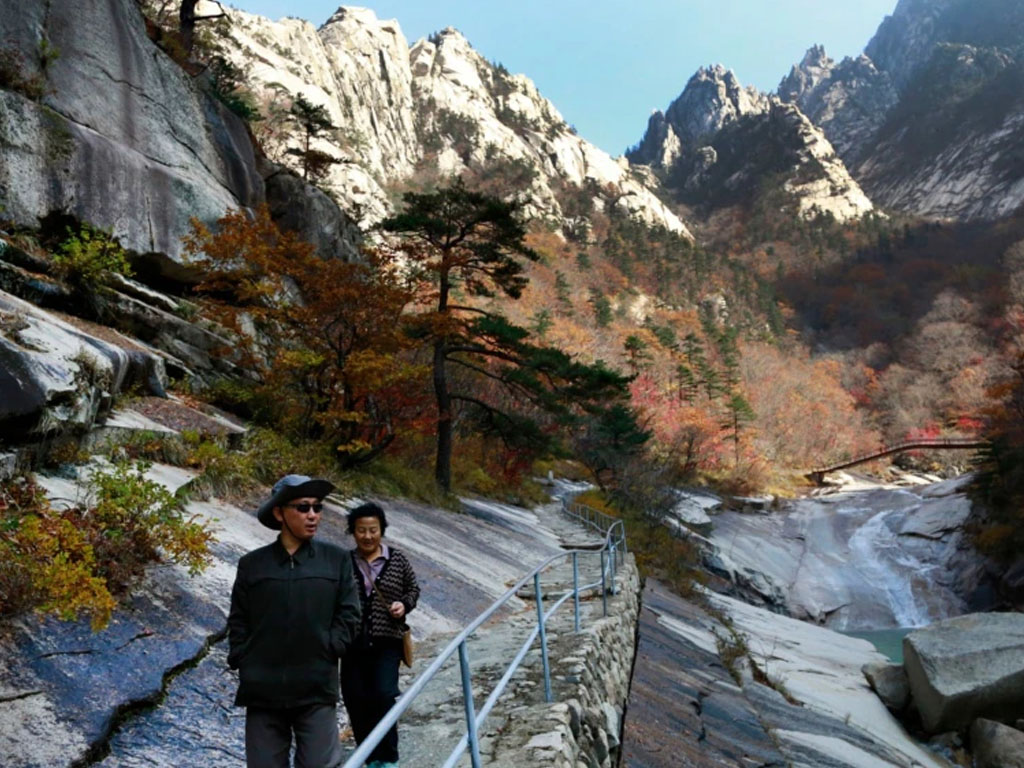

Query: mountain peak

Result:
[628,66,768,162]
[778,45,837,104]
[800,44,832,69]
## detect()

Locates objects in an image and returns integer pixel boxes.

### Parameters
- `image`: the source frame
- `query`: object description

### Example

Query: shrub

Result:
[0,461,214,630]
[53,225,133,288]
[574,489,705,599]
[0,43,47,101]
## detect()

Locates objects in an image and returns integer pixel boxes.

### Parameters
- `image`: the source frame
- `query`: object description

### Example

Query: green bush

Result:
[0,461,214,630]
[53,225,133,288]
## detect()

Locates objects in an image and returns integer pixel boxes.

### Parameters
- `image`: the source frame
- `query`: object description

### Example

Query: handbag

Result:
[369,579,414,668]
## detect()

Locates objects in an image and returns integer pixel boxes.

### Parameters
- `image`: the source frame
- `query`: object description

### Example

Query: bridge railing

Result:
[808,437,987,475]
[341,500,627,768]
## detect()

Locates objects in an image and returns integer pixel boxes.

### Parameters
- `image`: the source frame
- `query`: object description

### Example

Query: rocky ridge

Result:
[628,65,874,222]
[778,0,1024,221]
[224,6,690,237]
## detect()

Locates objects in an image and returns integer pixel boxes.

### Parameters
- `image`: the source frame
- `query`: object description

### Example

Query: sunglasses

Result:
[286,502,324,514]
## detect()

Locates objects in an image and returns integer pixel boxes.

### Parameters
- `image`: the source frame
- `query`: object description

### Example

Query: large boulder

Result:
[0,288,167,440]
[0,0,262,277]
[971,718,1024,768]
[862,661,910,713]
[903,613,1024,733]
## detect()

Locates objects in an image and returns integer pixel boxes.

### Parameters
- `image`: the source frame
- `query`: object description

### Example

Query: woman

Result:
[341,502,420,768]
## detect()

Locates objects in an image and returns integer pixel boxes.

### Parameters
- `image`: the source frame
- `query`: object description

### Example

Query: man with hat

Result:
[228,474,361,768]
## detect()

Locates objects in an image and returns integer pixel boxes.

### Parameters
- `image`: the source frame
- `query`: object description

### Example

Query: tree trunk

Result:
[433,338,452,492]
[434,270,452,491]
[179,0,198,55]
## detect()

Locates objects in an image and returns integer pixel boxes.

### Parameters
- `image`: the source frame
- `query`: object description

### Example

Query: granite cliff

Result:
[779,0,1024,221]
[627,65,875,223]
[222,6,690,236]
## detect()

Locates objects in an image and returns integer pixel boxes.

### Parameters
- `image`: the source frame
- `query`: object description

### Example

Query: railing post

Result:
[572,551,580,634]
[458,641,483,768]
[534,573,553,702]
[610,540,617,595]
[600,550,608,617]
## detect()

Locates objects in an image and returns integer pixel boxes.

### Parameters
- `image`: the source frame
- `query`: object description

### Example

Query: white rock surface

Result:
[705,483,972,629]
[778,1,1024,222]
[629,65,874,223]
[0,289,167,436]
[0,0,262,268]
[224,7,690,235]
[903,612,1024,733]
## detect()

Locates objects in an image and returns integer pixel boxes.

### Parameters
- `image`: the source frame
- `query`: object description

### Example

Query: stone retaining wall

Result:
[482,556,641,768]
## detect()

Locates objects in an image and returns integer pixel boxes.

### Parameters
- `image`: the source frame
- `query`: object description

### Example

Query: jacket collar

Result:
[272,537,317,565]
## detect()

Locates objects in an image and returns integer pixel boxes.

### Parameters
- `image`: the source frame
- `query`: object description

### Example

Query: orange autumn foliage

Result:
[184,206,430,466]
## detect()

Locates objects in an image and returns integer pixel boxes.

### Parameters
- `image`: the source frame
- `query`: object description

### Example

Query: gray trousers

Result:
[245,703,343,768]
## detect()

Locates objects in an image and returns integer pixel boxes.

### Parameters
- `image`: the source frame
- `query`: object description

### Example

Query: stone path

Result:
[77,476,616,767]
[346,500,612,766]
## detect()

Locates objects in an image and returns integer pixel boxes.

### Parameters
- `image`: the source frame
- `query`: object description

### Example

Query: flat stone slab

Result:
[622,580,951,768]
[621,581,787,768]
[904,612,1024,733]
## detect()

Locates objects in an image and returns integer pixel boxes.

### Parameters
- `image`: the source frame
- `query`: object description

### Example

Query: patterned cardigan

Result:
[350,547,420,642]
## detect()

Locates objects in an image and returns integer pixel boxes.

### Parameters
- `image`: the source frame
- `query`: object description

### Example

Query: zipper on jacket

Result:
[283,554,295,693]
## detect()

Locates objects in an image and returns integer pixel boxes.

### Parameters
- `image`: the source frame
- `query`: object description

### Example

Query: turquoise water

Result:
[842,628,914,664]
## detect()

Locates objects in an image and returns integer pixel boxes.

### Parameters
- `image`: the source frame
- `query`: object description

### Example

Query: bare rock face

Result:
[260,162,362,263]
[778,47,898,166]
[0,0,263,276]
[903,612,1024,733]
[971,718,1024,768]
[778,0,1024,222]
[631,65,769,163]
[224,7,690,237]
[628,66,874,223]
[0,288,168,439]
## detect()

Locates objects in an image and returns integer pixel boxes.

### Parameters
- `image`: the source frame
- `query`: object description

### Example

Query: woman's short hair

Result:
[346,502,388,534]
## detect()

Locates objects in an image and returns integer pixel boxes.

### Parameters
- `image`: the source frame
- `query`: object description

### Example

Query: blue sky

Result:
[231,1,897,156]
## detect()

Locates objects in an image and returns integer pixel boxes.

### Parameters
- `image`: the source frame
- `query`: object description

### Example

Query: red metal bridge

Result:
[805,438,988,485]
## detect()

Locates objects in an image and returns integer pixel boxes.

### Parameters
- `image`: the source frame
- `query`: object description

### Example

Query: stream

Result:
[699,475,977,634]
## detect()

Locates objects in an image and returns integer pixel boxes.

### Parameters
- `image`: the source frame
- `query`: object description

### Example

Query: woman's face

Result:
[353,516,383,557]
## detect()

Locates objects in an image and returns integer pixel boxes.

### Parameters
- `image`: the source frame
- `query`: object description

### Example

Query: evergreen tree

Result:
[532,308,553,338]
[554,270,573,314]
[623,335,651,373]
[589,289,613,327]
[287,94,340,181]
[382,180,633,491]
[575,403,651,490]
[722,392,756,466]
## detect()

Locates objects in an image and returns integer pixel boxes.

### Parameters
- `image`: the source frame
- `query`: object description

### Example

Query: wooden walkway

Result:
[806,438,987,484]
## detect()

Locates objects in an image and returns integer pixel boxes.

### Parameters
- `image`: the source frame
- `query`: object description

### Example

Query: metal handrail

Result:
[807,437,987,475]
[341,501,627,768]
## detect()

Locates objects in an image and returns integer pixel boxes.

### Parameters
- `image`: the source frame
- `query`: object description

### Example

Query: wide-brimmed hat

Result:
[256,474,334,530]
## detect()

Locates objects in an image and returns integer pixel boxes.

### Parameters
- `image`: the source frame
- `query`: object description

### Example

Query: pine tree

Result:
[382,180,633,491]
[589,289,613,327]
[532,309,553,338]
[554,270,573,315]
[722,392,756,466]
[624,335,652,373]
[287,94,340,181]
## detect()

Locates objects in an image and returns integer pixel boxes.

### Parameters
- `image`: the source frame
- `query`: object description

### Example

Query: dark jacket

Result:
[228,537,361,708]
[350,547,420,644]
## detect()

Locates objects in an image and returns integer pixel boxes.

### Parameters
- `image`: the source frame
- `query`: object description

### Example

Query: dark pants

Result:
[341,641,403,764]
[245,703,343,768]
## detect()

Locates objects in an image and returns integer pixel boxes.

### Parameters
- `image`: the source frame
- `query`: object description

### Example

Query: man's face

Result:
[352,516,382,557]
[273,496,324,541]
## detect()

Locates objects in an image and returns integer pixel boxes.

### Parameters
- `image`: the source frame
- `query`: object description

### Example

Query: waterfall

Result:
[846,507,934,628]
